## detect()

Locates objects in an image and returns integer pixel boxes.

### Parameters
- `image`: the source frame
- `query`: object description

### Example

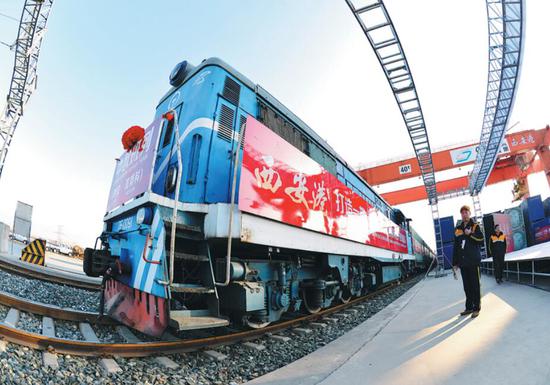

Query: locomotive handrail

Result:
[216,121,247,286]
[141,233,160,265]
[164,110,183,286]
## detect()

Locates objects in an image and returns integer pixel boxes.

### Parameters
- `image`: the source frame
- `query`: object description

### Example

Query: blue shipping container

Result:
[529,217,548,246]
[442,242,454,269]
[521,195,545,225]
[533,217,550,244]
[436,216,455,244]
[543,197,550,218]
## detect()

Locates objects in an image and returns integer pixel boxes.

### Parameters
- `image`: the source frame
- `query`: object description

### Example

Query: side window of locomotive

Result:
[161,118,175,148]
[186,134,202,184]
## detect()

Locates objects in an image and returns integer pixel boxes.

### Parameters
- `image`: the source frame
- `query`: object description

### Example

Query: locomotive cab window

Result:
[161,118,175,148]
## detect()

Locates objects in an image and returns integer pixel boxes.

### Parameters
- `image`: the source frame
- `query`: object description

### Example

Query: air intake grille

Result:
[223,76,241,105]
[238,115,246,149]
[217,104,234,142]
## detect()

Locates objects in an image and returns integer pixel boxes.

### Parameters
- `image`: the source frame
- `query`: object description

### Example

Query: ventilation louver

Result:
[217,104,234,142]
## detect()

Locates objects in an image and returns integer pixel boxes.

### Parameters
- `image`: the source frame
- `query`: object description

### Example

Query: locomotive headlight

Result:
[136,207,153,225]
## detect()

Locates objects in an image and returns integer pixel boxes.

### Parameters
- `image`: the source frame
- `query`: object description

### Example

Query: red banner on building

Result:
[238,117,407,253]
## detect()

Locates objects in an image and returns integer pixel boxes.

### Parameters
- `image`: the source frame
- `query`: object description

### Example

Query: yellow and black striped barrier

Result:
[20,239,46,266]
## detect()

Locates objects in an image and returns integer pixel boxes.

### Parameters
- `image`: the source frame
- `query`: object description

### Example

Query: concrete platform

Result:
[247,275,550,385]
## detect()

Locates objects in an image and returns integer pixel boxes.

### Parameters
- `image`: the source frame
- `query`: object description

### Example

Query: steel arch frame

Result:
[469,0,525,194]
[344,0,438,205]
[0,0,54,180]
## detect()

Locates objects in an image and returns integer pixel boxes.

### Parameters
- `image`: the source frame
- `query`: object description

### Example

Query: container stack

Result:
[483,213,515,253]
[505,205,527,251]
[521,195,546,246]
[543,197,550,217]
[435,216,455,269]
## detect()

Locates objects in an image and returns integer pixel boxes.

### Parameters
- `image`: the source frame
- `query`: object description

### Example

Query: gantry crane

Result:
[0,0,54,180]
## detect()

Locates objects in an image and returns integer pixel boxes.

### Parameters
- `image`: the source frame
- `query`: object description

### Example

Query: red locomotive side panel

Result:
[238,116,407,253]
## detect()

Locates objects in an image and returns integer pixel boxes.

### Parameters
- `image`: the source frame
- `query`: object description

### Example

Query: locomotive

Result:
[84,58,435,336]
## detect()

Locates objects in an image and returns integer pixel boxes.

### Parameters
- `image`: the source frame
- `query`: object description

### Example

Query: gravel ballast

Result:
[0,269,100,312]
[0,276,422,385]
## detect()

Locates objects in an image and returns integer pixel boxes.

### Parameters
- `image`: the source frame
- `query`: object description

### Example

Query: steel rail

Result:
[344,0,437,205]
[0,290,114,324]
[0,276,420,357]
[469,0,525,194]
[0,258,101,290]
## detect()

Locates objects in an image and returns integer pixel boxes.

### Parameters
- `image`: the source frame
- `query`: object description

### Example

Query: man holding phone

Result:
[452,205,485,318]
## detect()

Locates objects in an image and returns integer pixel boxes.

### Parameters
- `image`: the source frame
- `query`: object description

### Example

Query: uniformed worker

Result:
[489,224,507,284]
[452,205,484,318]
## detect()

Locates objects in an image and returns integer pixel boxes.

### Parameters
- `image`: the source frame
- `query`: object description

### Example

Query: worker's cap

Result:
[460,205,471,213]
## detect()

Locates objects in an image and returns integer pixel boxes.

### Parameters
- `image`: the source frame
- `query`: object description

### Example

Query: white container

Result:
[0,222,10,255]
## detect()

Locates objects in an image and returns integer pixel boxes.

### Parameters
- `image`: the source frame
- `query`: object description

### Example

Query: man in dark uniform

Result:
[452,205,484,318]
[489,224,507,284]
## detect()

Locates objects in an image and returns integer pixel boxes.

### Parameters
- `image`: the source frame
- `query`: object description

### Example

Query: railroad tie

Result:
[41,316,59,369]
[268,334,291,343]
[115,326,141,343]
[309,322,328,329]
[79,323,122,374]
[4,308,20,328]
[0,309,19,353]
[115,326,178,369]
[292,327,312,336]
[154,356,179,369]
[333,312,349,319]
[242,341,266,352]
[203,350,228,361]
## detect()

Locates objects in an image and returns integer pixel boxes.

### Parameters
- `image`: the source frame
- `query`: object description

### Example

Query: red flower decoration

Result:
[163,111,174,121]
[121,125,145,152]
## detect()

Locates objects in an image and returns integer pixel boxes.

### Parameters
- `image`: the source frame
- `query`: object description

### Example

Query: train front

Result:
[83,59,223,337]
[83,114,175,337]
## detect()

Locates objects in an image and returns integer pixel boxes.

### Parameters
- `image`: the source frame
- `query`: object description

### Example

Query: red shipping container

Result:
[492,213,515,252]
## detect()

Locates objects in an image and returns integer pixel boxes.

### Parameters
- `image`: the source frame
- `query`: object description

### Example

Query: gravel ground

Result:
[0,303,8,321]
[0,269,100,312]
[55,321,84,340]
[17,312,42,334]
[0,276,421,385]
[93,325,125,343]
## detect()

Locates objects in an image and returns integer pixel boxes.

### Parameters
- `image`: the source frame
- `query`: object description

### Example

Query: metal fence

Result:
[481,258,550,290]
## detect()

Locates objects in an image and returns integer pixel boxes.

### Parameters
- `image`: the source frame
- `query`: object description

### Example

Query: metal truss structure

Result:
[469,0,524,194]
[344,0,438,205]
[0,0,54,180]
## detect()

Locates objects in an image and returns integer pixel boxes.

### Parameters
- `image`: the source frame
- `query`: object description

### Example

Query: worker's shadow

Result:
[402,315,473,355]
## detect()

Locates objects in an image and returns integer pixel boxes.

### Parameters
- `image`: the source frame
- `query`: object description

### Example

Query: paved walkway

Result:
[248,274,550,385]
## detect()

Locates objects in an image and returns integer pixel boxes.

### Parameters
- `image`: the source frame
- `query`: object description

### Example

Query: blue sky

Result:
[0,1,548,247]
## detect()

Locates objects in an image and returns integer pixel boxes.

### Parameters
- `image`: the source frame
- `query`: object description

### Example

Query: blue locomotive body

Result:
[85,58,433,336]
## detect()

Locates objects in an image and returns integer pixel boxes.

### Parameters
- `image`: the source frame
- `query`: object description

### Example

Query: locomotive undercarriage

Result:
[171,239,389,329]
[85,215,405,336]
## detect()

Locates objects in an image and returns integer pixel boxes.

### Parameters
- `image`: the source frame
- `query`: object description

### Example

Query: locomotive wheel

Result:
[339,287,352,304]
[245,318,271,329]
[301,289,322,314]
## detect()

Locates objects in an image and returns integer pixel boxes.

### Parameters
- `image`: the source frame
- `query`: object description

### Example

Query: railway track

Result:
[0,276,421,360]
[0,257,101,290]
